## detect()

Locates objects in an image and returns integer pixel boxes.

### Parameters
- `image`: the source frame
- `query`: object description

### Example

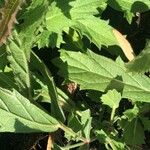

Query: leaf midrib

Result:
[0,107,59,127]
[68,65,150,93]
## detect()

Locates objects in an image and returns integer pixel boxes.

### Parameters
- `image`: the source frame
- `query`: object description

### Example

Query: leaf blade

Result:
[56,50,150,103]
[101,89,121,109]
[6,32,31,98]
[45,0,117,47]
[0,88,59,133]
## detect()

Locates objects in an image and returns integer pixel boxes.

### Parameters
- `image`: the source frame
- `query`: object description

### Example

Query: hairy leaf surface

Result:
[101,89,121,109]
[96,130,125,149]
[46,0,117,47]
[0,88,59,132]
[120,118,145,145]
[126,44,150,73]
[55,50,150,103]
[30,52,65,122]
[18,0,49,59]
[6,33,31,98]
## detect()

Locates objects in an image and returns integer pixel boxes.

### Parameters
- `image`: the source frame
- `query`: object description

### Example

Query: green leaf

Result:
[70,0,107,16]
[45,72,66,122]
[95,129,125,150]
[0,72,17,89]
[56,50,150,103]
[72,16,117,47]
[124,11,134,24]
[101,89,121,121]
[53,143,63,150]
[126,43,150,73]
[120,118,145,145]
[65,110,92,142]
[33,74,75,112]
[63,28,85,52]
[30,52,65,122]
[141,117,150,131]
[108,0,150,23]
[45,1,71,47]
[46,0,117,47]
[6,32,31,98]
[65,112,82,141]
[36,29,55,48]
[123,105,139,121]
[108,0,150,13]
[46,0,106,32]
[57,88,75,111]
[0,88,59,132]
[101,89,121,109]
[80,109,92,140]
[19,0,49,58]
[0,45,7,70]
[46,1,71,33]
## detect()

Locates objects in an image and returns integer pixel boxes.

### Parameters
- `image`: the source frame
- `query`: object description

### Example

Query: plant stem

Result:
[62,142,85,149]
[106,138,117,150]
[110,107,116,122]
[110,141,117,150]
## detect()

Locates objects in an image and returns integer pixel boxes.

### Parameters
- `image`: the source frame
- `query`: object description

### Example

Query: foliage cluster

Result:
[0,0,150,149]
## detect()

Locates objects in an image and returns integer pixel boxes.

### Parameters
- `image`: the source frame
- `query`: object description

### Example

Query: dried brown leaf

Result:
[113,29,135,61]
